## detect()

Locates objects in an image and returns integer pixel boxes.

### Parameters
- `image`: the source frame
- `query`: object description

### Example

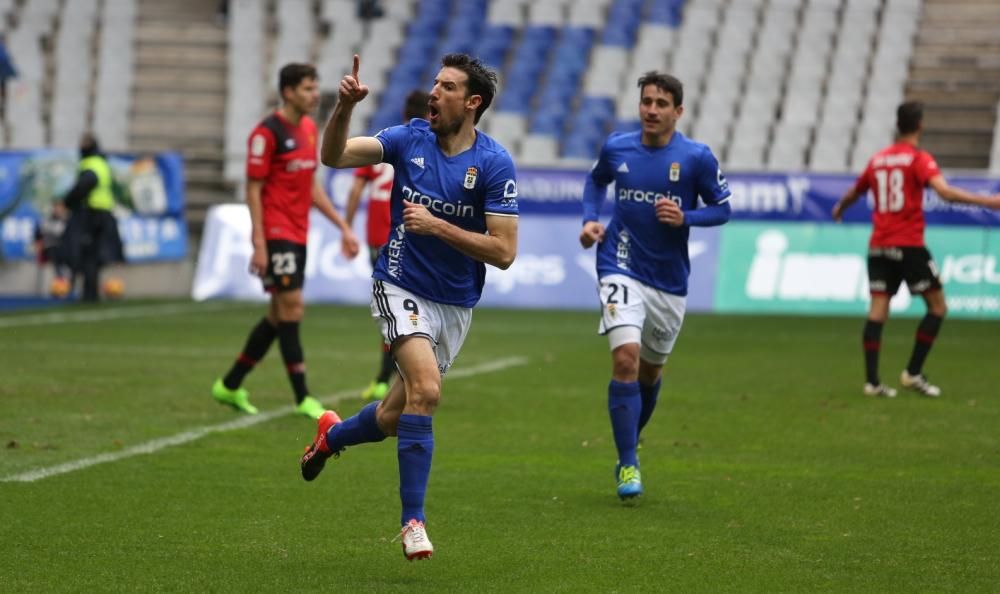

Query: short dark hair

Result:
[80,132,100,156]
[441,53,498,123]
[278,63,318,97]
[637,71,683,107]
[404,90,431,121]
[896,101,923,135]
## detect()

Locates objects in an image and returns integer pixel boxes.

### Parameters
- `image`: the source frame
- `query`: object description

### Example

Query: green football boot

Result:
[296,395,326,419]
[212,378,259,415]
[616,464,643,501]
[361,381,389,401]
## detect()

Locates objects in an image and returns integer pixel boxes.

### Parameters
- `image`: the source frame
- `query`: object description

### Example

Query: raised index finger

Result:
[351,54,360,81]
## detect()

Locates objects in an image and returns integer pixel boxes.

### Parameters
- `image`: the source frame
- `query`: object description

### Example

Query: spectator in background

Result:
[60,133,125,302]
[34,199,70,284]
[357,0,385,19]
[215,0,229,26]
[345,89,430,402]
[0,35,17,119]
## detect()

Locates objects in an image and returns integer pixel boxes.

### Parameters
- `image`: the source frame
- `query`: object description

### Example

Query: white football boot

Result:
[399,519,433,561]
[900,371,941,397]
[863,383,897,398]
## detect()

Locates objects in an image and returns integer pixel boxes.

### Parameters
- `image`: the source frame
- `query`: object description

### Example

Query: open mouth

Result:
[428,104,440,122]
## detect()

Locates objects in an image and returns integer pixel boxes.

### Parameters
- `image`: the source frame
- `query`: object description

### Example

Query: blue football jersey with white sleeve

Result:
[373,119,519,307]
[583,131,730,296]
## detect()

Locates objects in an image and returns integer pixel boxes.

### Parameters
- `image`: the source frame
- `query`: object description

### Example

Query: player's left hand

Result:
[402,200,439,235]
[656,198,685,226]
[340,229,360,259]
[339,54,370,105]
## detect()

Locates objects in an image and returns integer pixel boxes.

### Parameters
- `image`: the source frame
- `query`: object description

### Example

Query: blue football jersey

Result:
[583,131,730,296]
[373,119,519,307]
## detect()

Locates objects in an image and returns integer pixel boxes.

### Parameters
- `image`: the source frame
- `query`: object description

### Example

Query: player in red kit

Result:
[212,63,360,418]
[833,101,1000,398]
[345,90,430,401]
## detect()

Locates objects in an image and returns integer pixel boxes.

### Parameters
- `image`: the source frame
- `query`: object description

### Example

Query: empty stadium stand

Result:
[906,0,1000,170]
[1,0,998,236]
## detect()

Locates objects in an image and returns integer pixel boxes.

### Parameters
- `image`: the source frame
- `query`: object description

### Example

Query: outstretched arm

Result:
[928,175,1000,209]
[320,54,383,168]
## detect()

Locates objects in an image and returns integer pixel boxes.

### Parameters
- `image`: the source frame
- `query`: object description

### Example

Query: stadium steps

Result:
[906,0,1000,169]
[130,0,230,239]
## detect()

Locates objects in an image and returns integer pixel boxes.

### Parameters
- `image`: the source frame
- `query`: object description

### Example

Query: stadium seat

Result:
[520,134,559,164]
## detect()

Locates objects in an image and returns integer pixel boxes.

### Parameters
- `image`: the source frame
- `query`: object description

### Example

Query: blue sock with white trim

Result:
[397,414,434,525]
[608,380,640,467]
[325,401,386,451]
[638,378,661,436]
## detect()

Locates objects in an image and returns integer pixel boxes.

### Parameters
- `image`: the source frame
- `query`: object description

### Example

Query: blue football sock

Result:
[638,378,661,436]
[608,380,640,467]
[325,401,387,451]
[397,414,434,525]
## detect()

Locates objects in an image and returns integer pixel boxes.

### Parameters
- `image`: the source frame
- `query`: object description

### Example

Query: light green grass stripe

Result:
[0,356,528,483]
[0,302,238,328]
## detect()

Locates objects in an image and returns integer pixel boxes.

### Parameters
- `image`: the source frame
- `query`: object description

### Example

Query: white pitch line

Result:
[0,356,529,483]
[0,302,240,329]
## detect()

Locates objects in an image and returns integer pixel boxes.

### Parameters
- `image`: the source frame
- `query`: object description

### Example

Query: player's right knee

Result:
[406,378,441,412]
[612,355,639,382]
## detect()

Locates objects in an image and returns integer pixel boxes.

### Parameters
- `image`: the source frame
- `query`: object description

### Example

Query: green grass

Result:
[1,301,999,592]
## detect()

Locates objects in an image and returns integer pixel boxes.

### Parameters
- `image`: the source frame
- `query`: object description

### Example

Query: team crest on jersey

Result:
[464,167,478,189]
[607,303,617,319]
[669,162,681,182]
[409,313,419,327]
[251,134,267,157]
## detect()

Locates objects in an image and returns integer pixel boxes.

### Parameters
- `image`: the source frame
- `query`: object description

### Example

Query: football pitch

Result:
[1,300,998,592]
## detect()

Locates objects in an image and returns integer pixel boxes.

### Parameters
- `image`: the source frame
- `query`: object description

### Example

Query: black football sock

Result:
[906,314,943,376]
[376,344,394,384]
[278,321,309,403]
[862,320,884,386]
[223,317,277,390]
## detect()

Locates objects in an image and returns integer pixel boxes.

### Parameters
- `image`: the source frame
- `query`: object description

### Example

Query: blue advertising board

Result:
[0,149,187,262]
[192,204,721,312]
[326,167,1000,224]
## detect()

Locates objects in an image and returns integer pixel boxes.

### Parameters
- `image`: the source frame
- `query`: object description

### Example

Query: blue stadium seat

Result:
[602,0,643,47]
[496,84,533,114]
[579,97,616,120]
[562,135,601,159]
[538,83,576,107]
[529,108,567,136]
[614,119,642,133]
[646,0,685,26]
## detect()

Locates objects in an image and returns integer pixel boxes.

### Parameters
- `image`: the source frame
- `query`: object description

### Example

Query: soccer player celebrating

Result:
[211,63,360,419]
[345,90,431,402]
[579,72,731,501]
[301,54,518,560]
[832,101,1000,398]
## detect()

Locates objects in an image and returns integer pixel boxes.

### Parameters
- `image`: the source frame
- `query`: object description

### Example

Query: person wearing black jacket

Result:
[59,134,124,302]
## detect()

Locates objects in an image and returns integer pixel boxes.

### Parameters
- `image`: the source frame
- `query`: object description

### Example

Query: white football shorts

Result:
[370,279,472,375]
[597,273,686,365]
